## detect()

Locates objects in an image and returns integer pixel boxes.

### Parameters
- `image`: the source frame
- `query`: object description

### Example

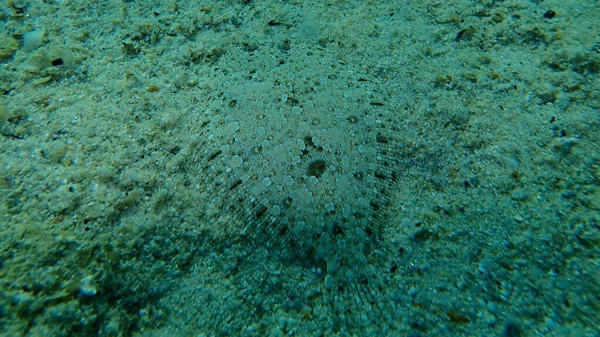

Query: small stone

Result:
[78,275,97,296]
[545,317,556,330]
[503,321,522,337]
[543,10,556,19]
[552,137,579,156]
[483,311,498,326]
[510,189,528,201]
[408,287,418,297]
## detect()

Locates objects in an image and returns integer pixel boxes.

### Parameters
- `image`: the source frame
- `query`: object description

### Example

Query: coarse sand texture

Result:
[0,0,599,336]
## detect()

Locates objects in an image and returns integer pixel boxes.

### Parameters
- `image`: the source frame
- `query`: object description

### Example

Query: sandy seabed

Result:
[0,1,598,336]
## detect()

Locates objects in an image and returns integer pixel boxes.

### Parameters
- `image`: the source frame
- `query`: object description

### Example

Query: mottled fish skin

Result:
[198,73,388,262]
[189,45,404,326]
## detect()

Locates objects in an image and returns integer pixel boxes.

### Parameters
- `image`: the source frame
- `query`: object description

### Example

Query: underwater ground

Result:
[0,1,598,336]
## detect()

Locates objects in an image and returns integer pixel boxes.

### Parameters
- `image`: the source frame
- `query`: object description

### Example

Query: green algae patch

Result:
[0,33,19,60]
